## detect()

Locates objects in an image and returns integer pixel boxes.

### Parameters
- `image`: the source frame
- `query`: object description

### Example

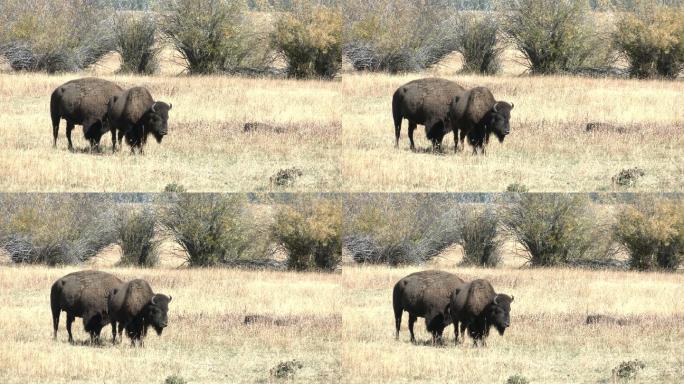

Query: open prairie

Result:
[342,55,684,192]
[342,263,684,383]
[0,69,341,192]
[0,262,341,383]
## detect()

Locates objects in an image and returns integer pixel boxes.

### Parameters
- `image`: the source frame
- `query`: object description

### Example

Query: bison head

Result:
[487,294,513,336]
[145,294,172,336]
[486,102,514,143]
[143,102,172,143]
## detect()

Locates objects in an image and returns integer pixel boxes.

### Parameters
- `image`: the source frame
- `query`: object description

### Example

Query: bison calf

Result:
[50,270,123,344]
[108,279,172,347]
[393,270,465,345]
[107,87,172,154]
[448,279,513,346]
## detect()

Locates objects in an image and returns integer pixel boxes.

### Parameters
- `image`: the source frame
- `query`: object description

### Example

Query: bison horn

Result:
[510,295,514,302]
[151,295,157,305]
[151,102,157,113]
[168,295,172,302]
[492,103,499,113]
[493,294,499,305]
[510,103,514,110]
[169,103,172,110]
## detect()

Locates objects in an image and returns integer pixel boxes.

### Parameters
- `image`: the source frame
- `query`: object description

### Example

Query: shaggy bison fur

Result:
[393,270,465,344]
[50,78,123,151]
[107,279,171,346]
[50,270,123,343]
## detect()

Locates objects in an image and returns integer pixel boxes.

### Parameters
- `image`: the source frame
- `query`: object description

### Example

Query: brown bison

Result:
[50,77,123,151]
[448,279,513,346]
[108,279,172,346]
[50,270,123,343]
[447,86,514,155]
[392,78,465,152]
[107,87,172,154]
[393,270,465,344]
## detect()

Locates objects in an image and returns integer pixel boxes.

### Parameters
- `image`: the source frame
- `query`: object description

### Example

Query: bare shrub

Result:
[0,0,115,73]
[614,3,684,79]
[613,198,684,271]
[117,207,159,267]
[161,194,270,267]
[272,3,342,78]
[453,12,503,74]
[458,207,502,267]
[0,195,117,265]
[162,0,274,74]
[501,0,614,74]
[272,196,342,271]
[343,0,459,73]
[113,12,160,74]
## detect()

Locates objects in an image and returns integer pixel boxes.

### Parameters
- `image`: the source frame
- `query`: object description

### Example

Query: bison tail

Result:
[50,283,61,338]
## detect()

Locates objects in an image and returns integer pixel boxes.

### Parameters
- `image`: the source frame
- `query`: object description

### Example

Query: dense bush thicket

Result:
[0,195,118,265]
[344,195,461,265]
[614,4,684,78]
[117,207,159,267]
[500,194,612,266]
[272,197,342,271]
[0,0,115,73]
[458,207,502,267]
[502,0,614,75]
[452,12,502,74]
[272,4,343,78]
[161,194,271,267]
[113,12,160,74]
[614,199,684,271]
[162,0,274,74]
[343,0,459,73]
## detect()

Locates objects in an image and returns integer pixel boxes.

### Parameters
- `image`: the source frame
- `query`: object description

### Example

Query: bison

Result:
[448,279,513,346]
[393,270,465,344]
[447,86,514,155]
[107,87,172,154]
[50,270,123,344]
[392,78,465,152]
[108,279,172,346]
[50,77,123,151]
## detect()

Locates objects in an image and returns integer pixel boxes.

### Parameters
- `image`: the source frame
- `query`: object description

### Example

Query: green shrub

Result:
[117,207,159,267]
[0,0,115,73]
[453,12,503,74]
[272,4,342,78]
[0,195,117,265]
[506,374,529,384]
[502,0,613,74]
[614,4,684,78]
[164,375,187,384]
[164,183,187,193]
[272,197,342,271]
[459,207,502,267]
[343,0,459,73]
[613,199,684,271]
[344,194,461,265]
[163,0,273,74]
[161,194,270,267]
[113,12,160,74]
[500,194,608,266]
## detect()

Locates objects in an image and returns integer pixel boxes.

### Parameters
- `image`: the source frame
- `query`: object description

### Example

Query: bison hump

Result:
[465,280,495,315]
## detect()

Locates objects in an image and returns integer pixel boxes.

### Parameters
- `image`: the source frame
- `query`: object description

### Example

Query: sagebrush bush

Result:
[0,195,117,265]
[113,12,160,74]
[0,0,115,73]
[272,4,342,78]
[344,195,461,266]
[502,0,614,74]
[163,0,273,74]
[272,197,342,271]
[500,194,610,266]
[613,199,684,271]
[343,0,459,73]
[161,194,270,267]
[117,208,159,267]
[453,12,503,74]
[614,4,684,79]
[459,207,501,267]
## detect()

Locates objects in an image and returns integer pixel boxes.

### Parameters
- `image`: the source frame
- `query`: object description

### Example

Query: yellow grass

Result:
[0,72,341,192]
[341,264,684,383]
[342,70,684,192]
[0,264,341,383]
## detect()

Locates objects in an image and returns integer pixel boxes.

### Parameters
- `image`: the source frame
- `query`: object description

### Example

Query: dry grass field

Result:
[0,262,341,383]
[342,263,684,383]
[0,67,341,192]
[342,53,684,192]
